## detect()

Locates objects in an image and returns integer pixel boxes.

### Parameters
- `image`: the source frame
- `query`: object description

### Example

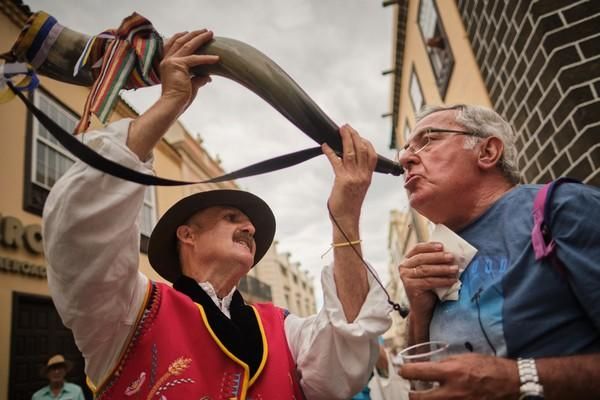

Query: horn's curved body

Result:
[23,27,96,86]
[11,24,402,176]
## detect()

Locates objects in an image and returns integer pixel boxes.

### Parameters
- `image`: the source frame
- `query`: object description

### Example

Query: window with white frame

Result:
[409,68,424,112]
[24,89,80,214]
[31,90,77,190]
[140,187,157,238]
[419,0,437,40]
[25,89,157,252]
[418,0,455,98]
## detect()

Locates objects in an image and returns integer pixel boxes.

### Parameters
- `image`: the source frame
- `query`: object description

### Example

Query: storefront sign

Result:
[0,256,46,278]
[0,213,44,255]
[0,213,46,278]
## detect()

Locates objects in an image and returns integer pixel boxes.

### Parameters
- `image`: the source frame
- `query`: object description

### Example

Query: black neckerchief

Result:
[172,275,263,376]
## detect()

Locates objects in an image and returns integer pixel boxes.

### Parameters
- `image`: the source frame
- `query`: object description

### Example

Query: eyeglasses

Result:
[396,128,478,161]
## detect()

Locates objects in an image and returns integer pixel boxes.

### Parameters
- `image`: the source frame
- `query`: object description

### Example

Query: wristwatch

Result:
[517,358,544,399]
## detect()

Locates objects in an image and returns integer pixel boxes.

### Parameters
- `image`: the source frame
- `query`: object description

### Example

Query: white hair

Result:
[416,104,521,183]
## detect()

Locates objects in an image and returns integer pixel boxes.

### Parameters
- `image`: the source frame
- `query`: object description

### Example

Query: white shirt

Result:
[42,119,392,400]
[198,281,236,318]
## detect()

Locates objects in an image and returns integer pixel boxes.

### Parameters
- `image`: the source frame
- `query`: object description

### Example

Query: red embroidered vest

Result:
[93,282,305,399]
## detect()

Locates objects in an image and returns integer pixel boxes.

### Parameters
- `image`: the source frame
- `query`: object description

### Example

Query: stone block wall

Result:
[456,0,599,185]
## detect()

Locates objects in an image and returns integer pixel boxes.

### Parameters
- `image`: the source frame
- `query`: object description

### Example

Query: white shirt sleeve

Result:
[42,119,150,385]
[284,264,392,400]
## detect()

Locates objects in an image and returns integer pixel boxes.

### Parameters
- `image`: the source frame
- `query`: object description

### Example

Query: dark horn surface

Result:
[13,28,402,175]
[194,37,401,175]
[32,27,95,86]
[194,37,342,150]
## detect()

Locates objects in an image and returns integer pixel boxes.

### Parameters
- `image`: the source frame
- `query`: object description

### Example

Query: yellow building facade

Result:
[252,241,317,317]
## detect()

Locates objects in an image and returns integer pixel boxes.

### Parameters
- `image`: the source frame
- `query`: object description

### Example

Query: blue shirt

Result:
[31,382,85,400]
[351,385,371,400]
[430,183,600,358]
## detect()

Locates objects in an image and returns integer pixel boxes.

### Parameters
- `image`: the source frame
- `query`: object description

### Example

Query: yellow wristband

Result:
[321,239,362,258]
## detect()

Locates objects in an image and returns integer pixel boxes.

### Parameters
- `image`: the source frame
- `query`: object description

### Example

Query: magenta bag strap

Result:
[531,177,581,275]
[532,182,554,260]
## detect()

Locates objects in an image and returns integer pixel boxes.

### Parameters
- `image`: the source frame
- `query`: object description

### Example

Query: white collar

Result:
[197,281,236,319]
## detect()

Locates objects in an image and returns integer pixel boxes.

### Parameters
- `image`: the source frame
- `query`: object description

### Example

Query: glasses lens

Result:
[397,130,428,160]
[412,130,431,154]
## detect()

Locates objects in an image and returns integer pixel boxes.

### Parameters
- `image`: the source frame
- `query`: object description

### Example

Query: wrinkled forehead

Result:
[410,109,463,140]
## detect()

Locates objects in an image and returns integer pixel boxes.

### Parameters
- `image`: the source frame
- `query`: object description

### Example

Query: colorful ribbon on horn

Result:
[6,11,163,134]
[73,13,162,133]
[9,11,64,70]
[0,11,56,102]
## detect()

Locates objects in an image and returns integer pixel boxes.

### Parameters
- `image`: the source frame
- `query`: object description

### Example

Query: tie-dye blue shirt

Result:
[430,182,600,358]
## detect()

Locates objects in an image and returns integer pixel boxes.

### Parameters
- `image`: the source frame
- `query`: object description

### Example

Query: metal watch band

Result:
[517,358,544,399]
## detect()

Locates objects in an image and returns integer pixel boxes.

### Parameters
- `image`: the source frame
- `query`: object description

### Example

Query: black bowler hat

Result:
[148,190,276,283]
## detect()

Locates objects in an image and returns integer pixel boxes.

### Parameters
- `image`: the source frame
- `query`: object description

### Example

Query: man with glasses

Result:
[396,104,600,399]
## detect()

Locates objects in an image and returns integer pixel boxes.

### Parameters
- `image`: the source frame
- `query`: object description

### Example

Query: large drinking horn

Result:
[9,21,403,176]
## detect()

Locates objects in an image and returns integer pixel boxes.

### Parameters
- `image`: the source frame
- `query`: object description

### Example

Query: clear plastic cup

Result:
[399,341,449,392]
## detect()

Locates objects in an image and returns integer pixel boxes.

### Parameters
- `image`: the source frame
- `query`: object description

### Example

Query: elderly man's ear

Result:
[477,136,504,171]
[176,225,195,245]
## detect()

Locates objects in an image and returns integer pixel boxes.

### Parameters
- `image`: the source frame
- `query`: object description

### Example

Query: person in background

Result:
[32,354,85,400]
[397,104,600,399]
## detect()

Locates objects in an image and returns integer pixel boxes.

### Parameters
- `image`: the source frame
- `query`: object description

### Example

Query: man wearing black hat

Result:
[43,30,391,399]
[32,355,85,400]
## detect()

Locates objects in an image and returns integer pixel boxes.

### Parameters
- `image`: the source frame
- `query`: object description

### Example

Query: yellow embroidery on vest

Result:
[145,357,192,400]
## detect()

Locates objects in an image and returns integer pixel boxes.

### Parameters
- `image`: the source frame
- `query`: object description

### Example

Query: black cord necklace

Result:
[327,202,409,318]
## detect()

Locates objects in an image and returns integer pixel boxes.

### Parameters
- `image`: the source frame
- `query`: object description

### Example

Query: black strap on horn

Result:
[11,84,411,319]
[10,82,325,186]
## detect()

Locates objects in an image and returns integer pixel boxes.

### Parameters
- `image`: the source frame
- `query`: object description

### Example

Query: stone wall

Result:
[457,0,599,184]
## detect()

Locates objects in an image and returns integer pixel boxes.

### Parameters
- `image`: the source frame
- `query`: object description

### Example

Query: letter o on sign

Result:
[24,225,43,254]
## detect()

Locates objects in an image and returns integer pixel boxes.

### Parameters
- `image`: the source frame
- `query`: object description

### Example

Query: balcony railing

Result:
[238,275,272,302]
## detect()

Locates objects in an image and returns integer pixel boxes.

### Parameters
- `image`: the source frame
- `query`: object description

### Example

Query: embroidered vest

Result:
[93,282,304,399]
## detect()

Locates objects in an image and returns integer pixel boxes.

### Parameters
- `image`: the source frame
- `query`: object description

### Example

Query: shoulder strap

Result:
[9,82,324,186]
[531,177,581,274]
